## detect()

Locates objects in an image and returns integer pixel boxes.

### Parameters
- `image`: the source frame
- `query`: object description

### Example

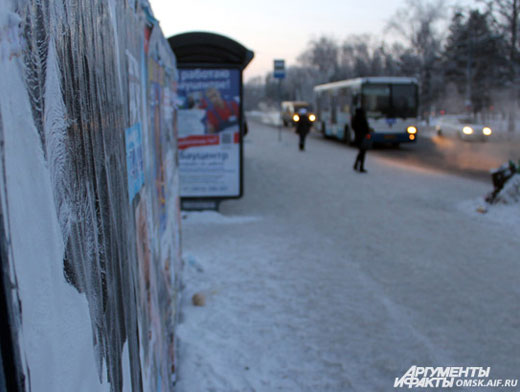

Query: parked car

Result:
[280,101,312,127]
[435,116,493,141]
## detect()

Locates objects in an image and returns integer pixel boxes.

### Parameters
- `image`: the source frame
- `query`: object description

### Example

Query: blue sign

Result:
[274,59,285,79]
[125,123,145,201]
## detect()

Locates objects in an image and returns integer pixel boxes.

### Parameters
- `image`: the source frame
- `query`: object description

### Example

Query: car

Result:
[280,101,313,127]
[291,108,317,124]
[435,115,493,142]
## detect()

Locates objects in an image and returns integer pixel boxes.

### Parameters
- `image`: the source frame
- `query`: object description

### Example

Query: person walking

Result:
[351,108,370,172]
[295,108,312,151]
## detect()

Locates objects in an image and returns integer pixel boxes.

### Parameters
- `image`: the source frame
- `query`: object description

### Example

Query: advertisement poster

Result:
[125,51,145,203]
[136,24,180,391]
[177,68,241,198]
[125,123,144,201]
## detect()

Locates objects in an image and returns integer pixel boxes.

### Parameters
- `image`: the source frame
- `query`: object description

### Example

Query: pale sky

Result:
[148,0,477,82]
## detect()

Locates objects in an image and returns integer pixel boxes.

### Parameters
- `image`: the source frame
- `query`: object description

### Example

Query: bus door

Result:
[329,92,340,136]
[337,88,351,140]
[318,91,332,135]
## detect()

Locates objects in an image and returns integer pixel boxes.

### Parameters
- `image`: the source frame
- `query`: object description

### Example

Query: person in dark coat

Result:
[351,107,370,172]
[295,108,313,151]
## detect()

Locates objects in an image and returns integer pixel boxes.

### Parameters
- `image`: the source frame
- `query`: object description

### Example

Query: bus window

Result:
[293,102,312,112]
[331,92,337,124]
[362,84,391,118]
[352,93,360,109]
[322,92,331,111]
[338,88,350,113]
[315,91,330,119]
[315,93,322,117]
[392,84,418,118]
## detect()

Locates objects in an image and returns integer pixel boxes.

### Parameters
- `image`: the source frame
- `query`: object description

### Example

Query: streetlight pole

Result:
[278,78,282,142]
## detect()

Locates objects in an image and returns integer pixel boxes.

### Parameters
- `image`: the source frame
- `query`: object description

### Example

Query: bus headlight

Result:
[462,126,474,135]
[407,126,417,134]
[292,114,300,122]
[309,114,316,122]
[483,127,492,136]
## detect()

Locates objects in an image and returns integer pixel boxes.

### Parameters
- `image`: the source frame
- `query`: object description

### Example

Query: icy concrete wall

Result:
[0,1,181,391]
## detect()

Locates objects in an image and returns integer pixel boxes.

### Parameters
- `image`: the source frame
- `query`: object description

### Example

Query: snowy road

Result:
[176,121,520,392]
[368,132,520,182]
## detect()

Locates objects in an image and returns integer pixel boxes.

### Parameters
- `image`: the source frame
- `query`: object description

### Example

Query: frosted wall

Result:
[0,1,182,391]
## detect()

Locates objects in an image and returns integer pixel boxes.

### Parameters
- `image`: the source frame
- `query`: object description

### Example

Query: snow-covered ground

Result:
[247,110,282,127]
[175,120,520,391]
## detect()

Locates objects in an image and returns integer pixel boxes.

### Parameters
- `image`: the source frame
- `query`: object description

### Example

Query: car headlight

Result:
[292,114,300,122]
[462,126,474,135]
[309,114,316,122]
[407,126,417,134]
[482,127,492,136]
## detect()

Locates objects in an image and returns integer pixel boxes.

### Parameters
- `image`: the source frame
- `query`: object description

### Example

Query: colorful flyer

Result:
[177,68,241,198]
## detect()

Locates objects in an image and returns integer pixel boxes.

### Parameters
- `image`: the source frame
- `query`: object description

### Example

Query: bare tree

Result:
[283,66,321,102]
[484,0,519,70]
[481,0,519,131]
[297,36,340,81]
[252,0,511,118]
[244,76,266,110]
[340,35,376,78]
[386,0,447,117]
[443,9,506,116]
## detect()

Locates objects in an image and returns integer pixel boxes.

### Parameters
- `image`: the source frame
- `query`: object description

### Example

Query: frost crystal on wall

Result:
[0,0,182,391]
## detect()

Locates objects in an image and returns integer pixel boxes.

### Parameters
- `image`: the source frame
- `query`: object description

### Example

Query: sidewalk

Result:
[174,121,520,392]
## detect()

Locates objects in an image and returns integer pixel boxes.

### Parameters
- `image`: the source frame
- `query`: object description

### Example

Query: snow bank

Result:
[494,174,520,205]
[458,197,520,234]
[183,211,261,225]
[458,174,520,234]
[247,110,282,126]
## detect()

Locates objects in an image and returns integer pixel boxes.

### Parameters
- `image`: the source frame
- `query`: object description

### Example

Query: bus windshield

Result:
[362,84,417,118]
[294,103,313,112]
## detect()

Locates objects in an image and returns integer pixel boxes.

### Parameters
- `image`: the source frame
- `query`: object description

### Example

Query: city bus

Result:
[313,77,419,146]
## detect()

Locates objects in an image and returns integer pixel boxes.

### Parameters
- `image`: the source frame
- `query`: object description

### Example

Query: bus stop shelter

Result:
[168,32,254,210]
